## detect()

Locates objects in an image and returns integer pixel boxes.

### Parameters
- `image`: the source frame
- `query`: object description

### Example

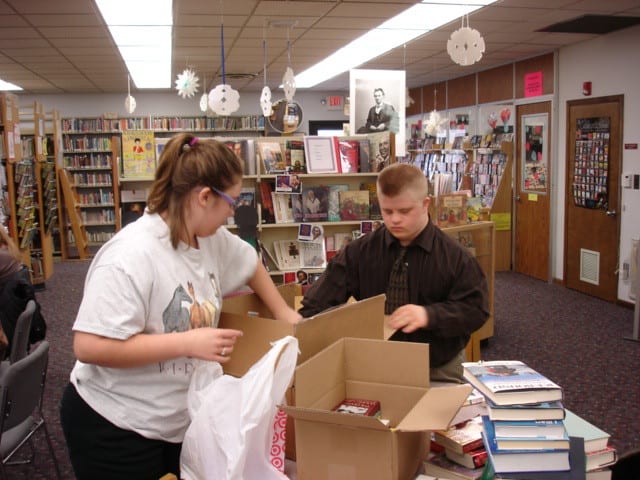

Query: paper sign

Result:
[524,71,543,97]
[490,213,511,231]
[528,194,538,202]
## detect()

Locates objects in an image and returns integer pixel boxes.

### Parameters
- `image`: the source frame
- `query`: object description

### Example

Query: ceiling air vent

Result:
[538,14,640,35]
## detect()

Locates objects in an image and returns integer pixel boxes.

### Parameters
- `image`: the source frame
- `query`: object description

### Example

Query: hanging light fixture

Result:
[208,2,240,116]
[124,74,136,114]
[259,23,272,117]
[447,15,485,67]
[175,66,200,99]
[282,24,296,102]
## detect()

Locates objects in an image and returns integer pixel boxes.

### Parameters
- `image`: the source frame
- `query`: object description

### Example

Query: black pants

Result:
[60,383,181,480]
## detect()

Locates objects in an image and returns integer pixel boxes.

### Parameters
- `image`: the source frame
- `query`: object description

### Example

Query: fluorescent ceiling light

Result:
[295,0,497,88]
[0,79,22,91]
[95,0,173,89]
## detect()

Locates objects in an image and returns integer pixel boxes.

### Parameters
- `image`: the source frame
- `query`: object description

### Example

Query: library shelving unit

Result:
[468,141,513,271]
[19,101,56,286]
[58,125,121,259]
[441,221,496,357]
[1,93,23,250]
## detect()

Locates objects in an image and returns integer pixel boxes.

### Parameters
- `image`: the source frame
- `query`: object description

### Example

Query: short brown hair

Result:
[377,163,428,198]
[147,133,243,248]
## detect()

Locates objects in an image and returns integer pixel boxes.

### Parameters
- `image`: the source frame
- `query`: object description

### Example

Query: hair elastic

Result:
[189,137,199,146]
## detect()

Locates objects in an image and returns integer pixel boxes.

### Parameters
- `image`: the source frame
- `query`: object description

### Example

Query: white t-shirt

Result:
[70,212,257,442]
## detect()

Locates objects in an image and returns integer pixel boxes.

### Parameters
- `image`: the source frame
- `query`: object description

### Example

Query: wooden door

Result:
[565,96,622,302]
[515,102,552,281]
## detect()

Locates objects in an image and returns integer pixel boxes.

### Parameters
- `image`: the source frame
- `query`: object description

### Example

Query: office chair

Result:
[0,341,61,479]
[8,299,36,364]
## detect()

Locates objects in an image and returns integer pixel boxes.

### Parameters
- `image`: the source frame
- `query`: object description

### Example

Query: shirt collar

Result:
[382,217,436,253]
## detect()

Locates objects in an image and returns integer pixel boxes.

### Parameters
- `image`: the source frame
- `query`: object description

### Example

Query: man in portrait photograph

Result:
[357,87,398,134]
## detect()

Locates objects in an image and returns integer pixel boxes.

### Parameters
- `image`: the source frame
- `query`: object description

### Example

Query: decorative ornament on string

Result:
[260,35,272,116]
[199,76,209,112]
[447,16,485,67]
[487,112,498,130]
[124,75,136,114]
[282,29,296,102]
[208,22,240,116]
[406,88,415,107]
[425,110,448,137]
[175,68,200,99]
[402,44,414,108]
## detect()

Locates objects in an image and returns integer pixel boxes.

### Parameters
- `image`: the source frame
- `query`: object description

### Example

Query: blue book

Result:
[482,416,570,451]
[482,417,571,474]
[493,419,567,439]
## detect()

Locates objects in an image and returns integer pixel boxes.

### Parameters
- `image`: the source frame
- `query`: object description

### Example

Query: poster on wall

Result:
[349,69,406,157]
[572,117,610,209]
[122,130,156,179]
[478,103,514,135]
[521,113,548,194]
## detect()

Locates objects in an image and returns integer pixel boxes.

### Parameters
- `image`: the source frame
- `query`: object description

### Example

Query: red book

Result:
[332,398,381,416]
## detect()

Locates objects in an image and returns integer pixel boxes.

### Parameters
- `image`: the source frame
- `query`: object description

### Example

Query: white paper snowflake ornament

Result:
[260,86,272,116]
[406,87,415,107]
[425,110,448,137]
[447,25,485,67]
[208,84,240,116]
[282,67,296,102]
[175,68,200,99]
[124,95,136,114]
[199,92,209,112]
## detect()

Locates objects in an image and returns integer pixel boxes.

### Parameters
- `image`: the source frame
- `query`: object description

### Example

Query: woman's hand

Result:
[183,328,243,363]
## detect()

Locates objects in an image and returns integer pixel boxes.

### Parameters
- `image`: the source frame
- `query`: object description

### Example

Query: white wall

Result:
[556,24,640,302]
[18,90,349,135]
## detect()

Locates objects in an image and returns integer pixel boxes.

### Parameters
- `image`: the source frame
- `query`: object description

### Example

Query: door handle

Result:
[515,196,521,202]
[606,210,617,217]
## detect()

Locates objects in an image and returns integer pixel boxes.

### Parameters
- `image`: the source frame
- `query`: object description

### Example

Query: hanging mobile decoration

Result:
[447,15,485,67]
[124,74,136,114]
[259,27,272,117]
[175,67,200,99]
[403,44,414,107]
[199,75,209,112]
[424,88,448,137]
[282,26,296,102]
[208,17,240,116]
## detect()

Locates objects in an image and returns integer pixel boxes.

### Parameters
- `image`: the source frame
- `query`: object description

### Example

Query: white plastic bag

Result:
[180,335,299,480]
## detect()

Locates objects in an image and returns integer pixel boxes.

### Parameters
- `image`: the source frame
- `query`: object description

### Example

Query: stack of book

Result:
[462,360,571,476]
[462,360,617,479]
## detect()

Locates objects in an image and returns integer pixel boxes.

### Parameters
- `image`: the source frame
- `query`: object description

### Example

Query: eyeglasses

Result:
[210,186,237,209]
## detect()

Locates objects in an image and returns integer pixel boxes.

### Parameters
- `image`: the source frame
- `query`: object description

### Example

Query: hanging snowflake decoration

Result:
[447,26,485,66]
[124,95,136,114]
[199,92,209,112]
[425,110,448,137]
[405,87,415,107]
[208,84,240,116]
[260,86,273,116]
[282,67,296,102]
[175,68,200,99]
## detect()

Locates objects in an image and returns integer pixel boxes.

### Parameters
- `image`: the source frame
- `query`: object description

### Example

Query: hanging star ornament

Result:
[199,92,209,112]
[175,68,200,99]
[124,95,136,114]
[447,26,485,66]
[425,110,448,137]
[260,86,272,116]
[405,87,415,107]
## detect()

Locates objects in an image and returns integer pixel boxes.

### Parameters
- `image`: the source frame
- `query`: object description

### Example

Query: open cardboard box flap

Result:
[395,383,471,432]
[220,295,385,377]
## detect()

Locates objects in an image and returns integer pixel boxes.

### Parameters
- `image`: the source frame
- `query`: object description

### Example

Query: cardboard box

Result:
[219,288,386,459]
[281,338,472,480]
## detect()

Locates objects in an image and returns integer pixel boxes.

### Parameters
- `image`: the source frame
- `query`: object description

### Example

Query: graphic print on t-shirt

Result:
[162,276,221,333]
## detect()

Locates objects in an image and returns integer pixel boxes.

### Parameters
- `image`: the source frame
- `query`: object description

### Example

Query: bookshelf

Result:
[468,141,513,271]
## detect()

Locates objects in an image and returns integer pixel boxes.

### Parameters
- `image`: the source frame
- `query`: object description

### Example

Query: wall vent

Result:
[580,248,600,286]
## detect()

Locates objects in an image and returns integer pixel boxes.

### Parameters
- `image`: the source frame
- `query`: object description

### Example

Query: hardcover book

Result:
[585,447,617,472]
[335,139,360,173]
[301,186,329,222]
[285,139,306,173]
[445,446,488,469]
[423,452,485,480]
[462,360,563,406]
[359,181,381,219]
[299,240,326,268]
[338,190,370,221]
[273,240,302,270]
[437,192,468,227]
[433,416,484,455]
[563,409,611,454]
[271,192,295,224]
[493,419,567,439]
[327,184,349,222]
[257,141,286,173]
[482,416,570,451]
[332,398,380,416]
[487,399,566,422]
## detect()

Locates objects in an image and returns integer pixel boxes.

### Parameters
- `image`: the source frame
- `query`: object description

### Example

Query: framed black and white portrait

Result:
[349,69,406,157]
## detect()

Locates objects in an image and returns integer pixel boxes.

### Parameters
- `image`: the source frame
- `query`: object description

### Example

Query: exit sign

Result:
[326,96,343,110]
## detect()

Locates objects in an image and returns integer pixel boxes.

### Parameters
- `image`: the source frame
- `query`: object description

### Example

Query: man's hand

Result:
[386,304,428,333]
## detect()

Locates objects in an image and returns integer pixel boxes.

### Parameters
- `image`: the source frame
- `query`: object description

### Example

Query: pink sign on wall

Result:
[524,71,543,97]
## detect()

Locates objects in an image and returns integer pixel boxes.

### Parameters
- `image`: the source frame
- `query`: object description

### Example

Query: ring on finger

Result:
[221,347,227,356]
